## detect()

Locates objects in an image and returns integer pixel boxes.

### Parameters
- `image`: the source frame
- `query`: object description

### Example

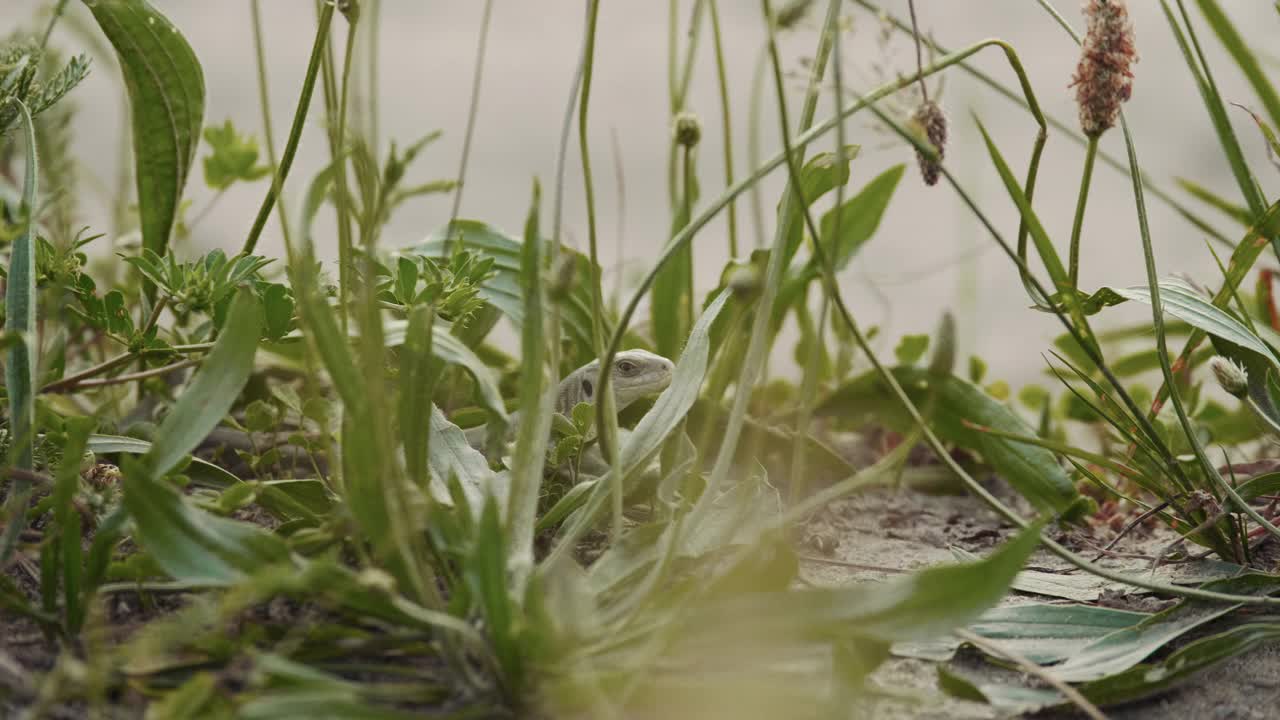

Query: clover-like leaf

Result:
[201,119,271,191]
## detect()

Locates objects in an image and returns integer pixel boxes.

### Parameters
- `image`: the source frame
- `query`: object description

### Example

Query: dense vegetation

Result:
[4,1,1280,717]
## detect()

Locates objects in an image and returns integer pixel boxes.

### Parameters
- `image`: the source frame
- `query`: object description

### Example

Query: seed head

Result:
[1208,356,1248,398]
[673,112,702,148]
[1071,0,1137,138]
[910,100,947,187]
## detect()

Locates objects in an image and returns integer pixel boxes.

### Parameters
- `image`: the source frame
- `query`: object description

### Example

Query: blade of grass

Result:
[508,180,551,584]
[0,101,40,566]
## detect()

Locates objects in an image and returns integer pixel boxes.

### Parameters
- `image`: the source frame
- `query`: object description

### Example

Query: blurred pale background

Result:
[5,1,1279,386]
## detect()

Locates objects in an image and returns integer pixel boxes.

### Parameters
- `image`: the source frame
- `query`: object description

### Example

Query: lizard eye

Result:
[617,359,637,374]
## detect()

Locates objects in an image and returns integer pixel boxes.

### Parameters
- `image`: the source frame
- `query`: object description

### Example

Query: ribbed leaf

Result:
[84,0,205,268]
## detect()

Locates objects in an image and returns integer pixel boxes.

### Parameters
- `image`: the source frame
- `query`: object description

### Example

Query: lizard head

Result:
[612,349,675,409]
[578,349,674,412]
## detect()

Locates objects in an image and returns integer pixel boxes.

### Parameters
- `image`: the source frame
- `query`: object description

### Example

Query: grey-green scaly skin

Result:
[464,349,675,453]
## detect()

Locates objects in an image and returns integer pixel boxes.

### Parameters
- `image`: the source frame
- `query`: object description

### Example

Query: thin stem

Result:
[679,144,696,341]
[747,45,769,249]
[241,5,334,256]
[1068,136,1099,290]
[38,0,70,50]
[447,0,494,230]
[71,358,202,391]
[609,127,627,312]
[954,630,1108,720]
[707,0,739,258]
[906,0,928,102]
[41,343,214,394]
[366,0,381,151]
[250,0,295,257]
[575,0,617,533]
[790,14,848,507]
[578,0,606,357]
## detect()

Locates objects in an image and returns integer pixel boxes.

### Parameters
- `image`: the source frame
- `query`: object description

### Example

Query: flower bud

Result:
[1208,356,1248,398]
[673,112,702,148]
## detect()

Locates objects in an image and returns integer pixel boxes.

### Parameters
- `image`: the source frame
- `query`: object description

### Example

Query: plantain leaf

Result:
[816,365,1086,520]
[893,602,1149,664]
[84,0,205,271]
[1050,572,1280,682]
[815,162,903,271]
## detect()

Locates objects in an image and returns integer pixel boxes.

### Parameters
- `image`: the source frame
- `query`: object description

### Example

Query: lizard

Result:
[463,348,675,458]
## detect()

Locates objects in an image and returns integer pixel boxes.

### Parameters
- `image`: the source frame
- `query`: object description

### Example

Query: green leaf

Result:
[508,180,548,564]
[1176,177,1252,226]
[84,0,206,268]
[817,366,1085,520]
[399,305,439,488]
[143,287,263,476]
[121,455,290,585]
[779,146,860,266]
[1161,1,1271,251]
[54,418,94,632]
[1079,622,1280,706]
[0,100,38,566]
[815,163,903,271]
[407,219,605,369]
[893,602,1149,664]
[201,119,271,190]
[427,406,493,516]
[893,333,929,366]
[1194,0,1280,144]
[1050,572,1280,682]
[1118,278,1273,359]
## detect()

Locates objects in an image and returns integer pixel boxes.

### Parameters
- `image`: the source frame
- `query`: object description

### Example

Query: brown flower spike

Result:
[911,100,947,186]
[1071,0,1137,138]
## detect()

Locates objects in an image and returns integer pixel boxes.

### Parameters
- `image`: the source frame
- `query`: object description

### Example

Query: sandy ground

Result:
[796,482,1280,719]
